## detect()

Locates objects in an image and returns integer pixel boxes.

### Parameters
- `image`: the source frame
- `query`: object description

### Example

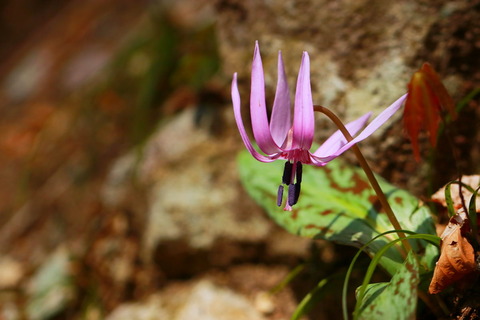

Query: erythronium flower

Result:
[232,42,407,210]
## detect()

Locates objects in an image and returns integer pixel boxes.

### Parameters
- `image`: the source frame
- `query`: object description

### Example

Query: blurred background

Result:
[0,0,479,319]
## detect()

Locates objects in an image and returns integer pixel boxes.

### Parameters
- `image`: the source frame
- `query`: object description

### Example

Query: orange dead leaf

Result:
[404,63,456,161]
[429,210,477,294]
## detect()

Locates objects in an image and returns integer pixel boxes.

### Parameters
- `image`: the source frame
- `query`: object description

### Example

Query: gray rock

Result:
[106,279,265,320]
[141,109,272,263]
[217,0,435,118]
[26,247,75,320]
[0,257,24,290]
[3,49,52,102]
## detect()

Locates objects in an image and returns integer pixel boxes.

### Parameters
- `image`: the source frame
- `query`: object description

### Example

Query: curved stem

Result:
[314,105,412,254]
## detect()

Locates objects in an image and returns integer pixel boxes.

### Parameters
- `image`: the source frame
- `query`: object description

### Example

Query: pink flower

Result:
[232,42,407,210]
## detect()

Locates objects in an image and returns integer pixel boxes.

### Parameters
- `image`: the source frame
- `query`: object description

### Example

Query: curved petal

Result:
[309,154,331,166]
[232,73,279,162]
[250,41,281,154]
[322,93,408,159]
[313,112,372,157]
[270,51,291,147]
[292,52,314,150]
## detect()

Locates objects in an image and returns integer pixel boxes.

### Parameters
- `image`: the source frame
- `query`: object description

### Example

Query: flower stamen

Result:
[278,161,303,209]
[276,185,284,207]
[288,184,296,206]
[282,161,293,184]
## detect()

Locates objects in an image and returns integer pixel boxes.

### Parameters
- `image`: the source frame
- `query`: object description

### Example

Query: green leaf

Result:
[355,252,419,320]
[291,273,344,320]
[342,231,439,320]
[444,180,476,217]
[468,187,480,240]
[270,264,305,294]
[353,234,439,318]
[237,150,437,274]
[357,282,389,309]
[444,181,456,217]
[291,278,329,320]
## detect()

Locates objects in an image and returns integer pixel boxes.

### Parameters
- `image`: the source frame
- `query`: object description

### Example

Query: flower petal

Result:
[292,52,314,150]
[250,41,281,154]
[319,93,408,160]
[270,51,291,147]
[309,93,407,166]
[232,73,279,162]
[313,112,372,157]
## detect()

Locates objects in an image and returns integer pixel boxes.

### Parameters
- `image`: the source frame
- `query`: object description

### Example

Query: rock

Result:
[3,49,52,102]
[140,108,212,179]
[102,152,138,208]
[254,291,276,315]
[142,144,271,251]
[0,299,21,320]
[216,0,435,116]
[26,247,75,320]
[105,298,169,320]
[0,257,24,289]
[174,280,265,320]
[103,108,276,275]
[106,279,265,320]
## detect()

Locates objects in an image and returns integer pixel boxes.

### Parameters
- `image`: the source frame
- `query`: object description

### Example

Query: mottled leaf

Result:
[237,150,437,275]
[356,283,388,312]
[356,252,419,320]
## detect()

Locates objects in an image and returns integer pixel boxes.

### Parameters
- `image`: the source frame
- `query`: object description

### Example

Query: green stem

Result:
[314,105,412,254]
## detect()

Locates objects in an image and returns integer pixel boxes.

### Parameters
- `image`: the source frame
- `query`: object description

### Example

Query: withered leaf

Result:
[429,211,476,294]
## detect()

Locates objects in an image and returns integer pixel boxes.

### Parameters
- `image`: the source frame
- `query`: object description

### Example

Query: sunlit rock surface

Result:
[107,280,265,320]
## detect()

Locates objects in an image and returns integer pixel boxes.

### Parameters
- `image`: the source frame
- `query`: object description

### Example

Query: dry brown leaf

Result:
[429,210,477,294]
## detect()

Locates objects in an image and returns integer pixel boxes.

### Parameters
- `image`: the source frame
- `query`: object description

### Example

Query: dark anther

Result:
[293,182,301,205]
[277,185,284,207]
[296,162,303,184]
[282,161,293,184]
[288,184,296,206]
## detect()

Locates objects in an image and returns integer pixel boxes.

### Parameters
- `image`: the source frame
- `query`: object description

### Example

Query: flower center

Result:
[284,148,311,164]
[277,161,303,210]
